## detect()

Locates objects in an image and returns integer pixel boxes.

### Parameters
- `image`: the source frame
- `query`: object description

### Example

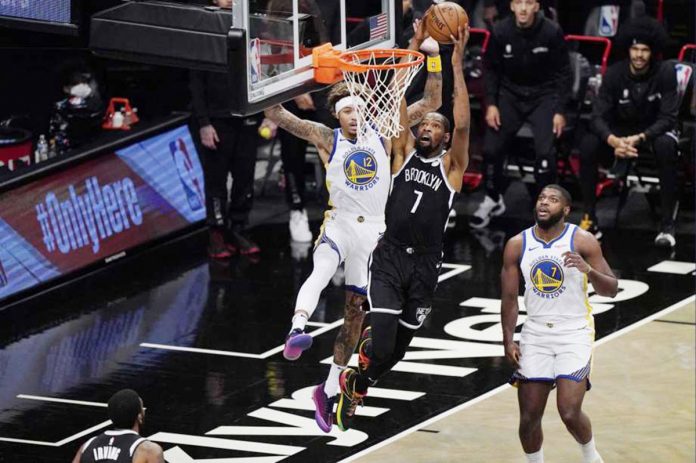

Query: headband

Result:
[334,96,365,115]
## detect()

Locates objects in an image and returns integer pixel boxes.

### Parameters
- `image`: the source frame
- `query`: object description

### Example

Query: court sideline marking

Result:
[337,294,696,463]
[139,263,470,359]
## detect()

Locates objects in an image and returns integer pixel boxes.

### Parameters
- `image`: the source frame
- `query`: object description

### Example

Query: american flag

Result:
[369,13,388,41]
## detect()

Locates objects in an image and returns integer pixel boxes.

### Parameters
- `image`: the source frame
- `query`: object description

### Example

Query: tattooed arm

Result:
[264,104,334,163]
[445,27,471,192]
[406,16,442,127]
[407,69,443,128]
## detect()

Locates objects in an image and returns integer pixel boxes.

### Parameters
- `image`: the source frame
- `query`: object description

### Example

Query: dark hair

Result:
[542,184,572,206]
[108,389,142,429]
[616,16,668,55]
[326,82,352,116]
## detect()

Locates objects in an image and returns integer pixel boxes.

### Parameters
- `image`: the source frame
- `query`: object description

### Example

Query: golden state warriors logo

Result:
[343,147,379,191]
[530,256,566,298]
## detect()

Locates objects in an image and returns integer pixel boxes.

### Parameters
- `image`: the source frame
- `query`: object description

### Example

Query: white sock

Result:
[324,363,345,397]
[525,448,544,463]
[291,312,308,332]
[580,436,602,463]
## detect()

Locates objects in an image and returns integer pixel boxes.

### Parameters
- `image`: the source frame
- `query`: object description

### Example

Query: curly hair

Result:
[326,82,352,116]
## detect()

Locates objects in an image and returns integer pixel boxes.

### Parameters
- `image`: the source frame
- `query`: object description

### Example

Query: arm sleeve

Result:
[484,29,503,106]
[189,70,210,127]
[551,26,572,114]
[590,69,616,142]
[643,64,679,140]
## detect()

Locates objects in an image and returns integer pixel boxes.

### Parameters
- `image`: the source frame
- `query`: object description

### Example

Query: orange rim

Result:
[337,48,424,72]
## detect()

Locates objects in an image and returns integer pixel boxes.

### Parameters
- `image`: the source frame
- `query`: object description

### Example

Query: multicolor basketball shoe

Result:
[336,368,366,431]
[357,326,372,376]
[283,329,313,361]
[312,382,335,433]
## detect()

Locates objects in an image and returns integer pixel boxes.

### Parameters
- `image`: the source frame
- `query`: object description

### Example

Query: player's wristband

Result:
[427,55,442,73]
[585,265,593,275]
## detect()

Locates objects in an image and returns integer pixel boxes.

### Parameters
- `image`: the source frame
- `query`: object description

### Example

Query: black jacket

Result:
[484,13,572,113]
[591,59,679,142]
[189,70,238,127]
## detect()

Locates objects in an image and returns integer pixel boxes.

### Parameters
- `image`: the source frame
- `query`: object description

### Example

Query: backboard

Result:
[89,0,401,116]
[236,0,401,114]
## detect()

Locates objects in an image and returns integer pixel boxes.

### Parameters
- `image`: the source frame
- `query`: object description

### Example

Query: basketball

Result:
[425,2,469,44]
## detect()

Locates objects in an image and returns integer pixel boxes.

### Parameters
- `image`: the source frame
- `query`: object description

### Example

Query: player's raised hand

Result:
[505,341,521,368]
[412,17,428,43]
[450,26,469,67]
[562,251,591,274]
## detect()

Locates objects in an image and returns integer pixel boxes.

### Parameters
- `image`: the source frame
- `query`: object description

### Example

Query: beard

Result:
[415,140,440,158]
[535,208,564,230]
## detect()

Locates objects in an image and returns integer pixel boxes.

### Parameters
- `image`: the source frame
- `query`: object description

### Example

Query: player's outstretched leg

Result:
[283,244,339,361]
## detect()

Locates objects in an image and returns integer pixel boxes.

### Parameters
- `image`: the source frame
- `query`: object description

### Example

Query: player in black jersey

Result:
[334,26,471,431]
[72,389,164,463]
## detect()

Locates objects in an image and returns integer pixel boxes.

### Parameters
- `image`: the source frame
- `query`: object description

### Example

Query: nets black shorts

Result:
[366,238,443,330]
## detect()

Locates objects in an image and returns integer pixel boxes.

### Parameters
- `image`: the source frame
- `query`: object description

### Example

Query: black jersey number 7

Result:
[411,190,423,214]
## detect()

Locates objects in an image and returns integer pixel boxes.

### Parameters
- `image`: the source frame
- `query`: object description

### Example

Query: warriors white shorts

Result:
[512,317,595,388]
[315,210,385,295]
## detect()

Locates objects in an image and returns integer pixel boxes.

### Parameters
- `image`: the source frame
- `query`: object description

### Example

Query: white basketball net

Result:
[341,50,423,142]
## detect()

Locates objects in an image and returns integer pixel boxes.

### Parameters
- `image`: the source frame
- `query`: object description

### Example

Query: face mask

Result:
[70,83,92,98]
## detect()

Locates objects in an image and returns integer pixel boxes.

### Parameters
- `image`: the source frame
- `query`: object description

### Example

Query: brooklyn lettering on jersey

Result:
[404,167,443,192]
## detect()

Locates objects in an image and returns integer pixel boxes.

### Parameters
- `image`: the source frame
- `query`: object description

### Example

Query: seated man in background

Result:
[577,15,679,247]
[470,0,571,229]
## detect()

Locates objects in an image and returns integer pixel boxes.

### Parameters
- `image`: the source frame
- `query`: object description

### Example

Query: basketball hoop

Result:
[314,45,424,142]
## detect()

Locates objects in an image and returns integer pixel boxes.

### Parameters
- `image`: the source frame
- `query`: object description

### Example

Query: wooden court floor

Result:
[353,301,695,463]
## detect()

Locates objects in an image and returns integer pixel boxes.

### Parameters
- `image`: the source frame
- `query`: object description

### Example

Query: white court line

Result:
[338,294,696,463]
[306,321,331,327]
[17,395,108,407]
[55,420,113,446]
[0,396,112,447]
[141,263,470,360]
[140,319,347,360]
[139,343,265,359]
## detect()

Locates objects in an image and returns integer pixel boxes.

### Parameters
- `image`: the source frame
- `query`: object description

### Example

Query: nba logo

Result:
[0,258,8,288]
[598,5,619,37]
[170,139,204,212]
[675,63,693,99]
[249,38,261,84]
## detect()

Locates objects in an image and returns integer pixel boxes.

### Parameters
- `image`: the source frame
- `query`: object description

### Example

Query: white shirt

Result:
[519,223,594,326]
[324,126,390,218]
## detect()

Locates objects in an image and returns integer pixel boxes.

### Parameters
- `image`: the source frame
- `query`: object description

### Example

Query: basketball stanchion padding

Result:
[314,44,424,142]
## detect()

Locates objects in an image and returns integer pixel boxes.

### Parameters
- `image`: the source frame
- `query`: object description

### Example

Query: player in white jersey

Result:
[263,20,443,433]
[501,185,618,463]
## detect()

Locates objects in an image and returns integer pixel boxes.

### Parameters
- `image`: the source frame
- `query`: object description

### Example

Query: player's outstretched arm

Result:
[563,230,618,298]
[501,234,523,368]
[391,96,414,174]
[445,27,471,192]
[406,18,442,128]
[264,104,334,162]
